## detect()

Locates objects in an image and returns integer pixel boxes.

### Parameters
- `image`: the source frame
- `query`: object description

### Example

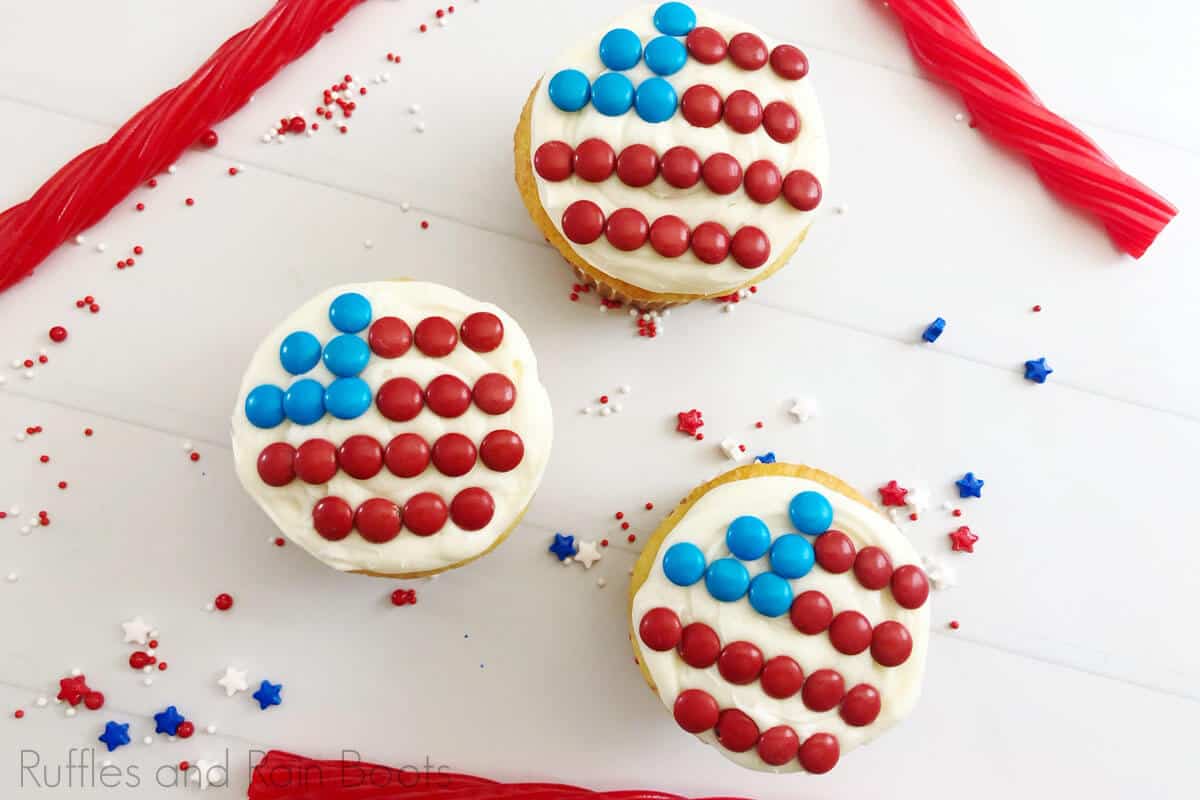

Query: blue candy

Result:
[283,379,325,425]
[548,69,591,112]
[770,534,815,579]
[705,558,750,602]
[1024,357,1053,384]
[653,2,696,36]
[644,35,687,76]
[245,384,285,429]
[635,78,677,123]
[591,72,635,116]
[663,542,706,586]
[324,377,371,419]
[98,721,131,752]
[322,334,370,377]
[725,516,771,561]
[599,28,642,70]
[789,491,833,535]
[328,292,372,333]
[748,572,794,618]
[922,317,946,343]
[279,331,322,375]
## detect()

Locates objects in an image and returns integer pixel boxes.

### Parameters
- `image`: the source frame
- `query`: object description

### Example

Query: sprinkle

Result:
[420,220,429,229]
[627,533,636,543]
[644,502,654,510]
[190,452,200,462]
[675,409,704,436]
[1023,357,1053,384]
[922,317,946,343]
[949,526,978,553]
[549,533,577,561]
[879,480,909,506]
[390,588,417,606]
[1032,304,1042,312]
[573,541,602,569]
[213,593,233,611]
[252,680,283,710]
[788,397,819,423]
[955,472,985,498]
[217,667,249,697]
[949,620,960,629]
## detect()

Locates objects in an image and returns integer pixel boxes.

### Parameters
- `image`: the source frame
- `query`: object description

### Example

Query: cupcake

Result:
[231,282,553,578]
[629,463,930,774]
[515,3,828,309]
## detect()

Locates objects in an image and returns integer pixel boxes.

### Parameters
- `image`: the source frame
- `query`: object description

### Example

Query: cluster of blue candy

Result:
[547,2,696,123]
[244,292,375,429]
[661,491,834,618]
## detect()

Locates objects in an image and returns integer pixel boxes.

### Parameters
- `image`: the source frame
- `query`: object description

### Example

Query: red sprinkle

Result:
[419,23,427,32]
[909,513,918,521]
[420,220,430,229]
[158,662,169,671]
[600,539,609,547]
[390,588,418,606]
[949,620,960,630]
[213,593,234,611]
[645,502,654,510]
[39,455,49,464]
[185,198,195,207]
[48,326,68,343]
[89,304,100,313]
[84,428,93,437]
[755,421,764,429]
[13,710,24,719]
[190,452,200,462]
[58,481,67,490]
[274,537,286,547]
[135,203,145,212]
[621,522,630,531]
[953,509,963,517]
[133,245,144,255]
[148,639,158,649]
[1032,305,1042,312]
[615,512,624,520]
[179,761,190,771]
[627,534,636,543]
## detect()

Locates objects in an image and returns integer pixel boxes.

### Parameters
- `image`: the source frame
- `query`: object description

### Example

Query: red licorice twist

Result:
[0,0,367,292]
[886,0,1176,258]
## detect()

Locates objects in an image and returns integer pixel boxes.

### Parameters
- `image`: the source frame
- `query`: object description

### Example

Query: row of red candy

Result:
[680,85,799,141]
[814,531,931,610]
[312,488,495,543]
[374,372,516,421]
[685,27,809,82]
[367,311,505,360]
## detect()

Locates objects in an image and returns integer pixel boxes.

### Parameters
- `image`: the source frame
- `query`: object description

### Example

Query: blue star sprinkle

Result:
[1024,357,1053,384]
[754,452,777,464]
[98,721,131,752]
[922,317,946,343]
[549,533,577,561]
[252,680,283,710]
[153,705,185,736]
[956,472,985,499]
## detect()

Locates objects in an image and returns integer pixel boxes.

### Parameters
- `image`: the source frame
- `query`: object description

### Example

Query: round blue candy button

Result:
[324,377,372,420]
[283,379,325,425]
[789,491,833,535]
[322,334,370,378]
[591,72,635,116]
[548,69,591,112]
[635,78,677,123]
[599,28,642,71]
[244,384,285,429]
[328,292,372,333]
[705,558,750,602]
[653,2,697,36]
[663,542,706,586]
[748,572,794,618]
[725,516,771,561]
[644,35,687,76]
[279,331,321,375]
[770,534,815,579]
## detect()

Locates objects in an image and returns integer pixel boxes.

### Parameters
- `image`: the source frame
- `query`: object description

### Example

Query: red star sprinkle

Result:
[949,526,979,553]
[676,409,704,436]
[390,588,417,606]
[878,480,909,507]
[56,675,91,706]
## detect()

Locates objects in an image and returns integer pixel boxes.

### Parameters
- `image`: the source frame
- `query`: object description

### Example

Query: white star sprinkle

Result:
[574,540,602,569]
[121,616,153,645]
[904,483,931,514]
[217,667,248,697]
[720,438,745,462]
[921,555,957,590]
[789,397,820,423]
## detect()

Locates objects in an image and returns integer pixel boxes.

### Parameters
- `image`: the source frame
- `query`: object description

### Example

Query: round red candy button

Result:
[716,709,759,753]
[802,669,845,712]
[691,222,731,264]
[673,689,719,734]
[431,432,477,477]
[717,641,764,685]
[871,620,913,667]
[756,726,800,766]
[701,153,742,195]
[376,377,424,422]
[649,215,691,258]
[660,147,701,189]
[367,316,413,358]
[605,208,650,251]
[573,138,616,182]
[685,26,728,64]
[460,312,504,353]
[403,492,448,536]
[449,487,495,531]
[414,316,458,357]
[723,89,762,134]
[840,684,882,727]
[312,496,354,541]
[763,101,800,143]
[677,622,720,668]
[534,140,573,181]
[728,32,768,70]
[294,439,338,484]
[473,373,517,415]
[256,442,296,487]
[798,733,839,774]
[813,530,855,573]
[789,590,833,635]
[425,374,472,417]
[354,498,402,543]
[744,160,783,204]
[639,607,682,652]
[890,564,930,609]
[337,435,384,479]
[760,655,804,699]
[384,433,431,478]
[731,226,771,269]
[783,169,822,211]
[561,200,606,244]
[616,144,659,187]
[680,84,723,128]
[854,546,894,590]
[829,611,873,655]
[479,429,524,472]
[770,44,809,80]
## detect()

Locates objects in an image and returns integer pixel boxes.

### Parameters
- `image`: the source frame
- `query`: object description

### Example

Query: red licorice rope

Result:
[0,0,366,293]
[885,0,1176,258]
[247,751,750,800]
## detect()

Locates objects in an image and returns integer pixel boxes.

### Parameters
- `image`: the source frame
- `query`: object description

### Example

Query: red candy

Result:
[460,312,504,353]
[533,140,573,181]
[354,498,402,543]
[840,684,882,727]
[789,590,833,634]
[413,316,458,357]
[828,611,873,655]
[691,222,731,264]
[48,325,68,343]
[561,200,606,244]
[680,85,723,128]
[431,433,477,477]
[294,439,338,484]
[871,620,914,667]
[176,721,195,739]
[717,641,764,685]
[701,153,742,195]
[57,676,90,705]
[367,317,412,358]
[639,607,682,652]
[801,669,845,712]
[426,374,472,417]
[685,26,728,64]
[83,691,105,710]
[854,546,894,590]
[890,564,931,610]
[715,709,759,753]
[449,487,495,531]
[573,138,616,182]
[770,44,809,80]
[762,101,800,143]
[479,430,524,472]
[384,433,431,478]
[473,373,516,415]
[615,144,659,187]
[756,726,800,766]
[782,170,822,211]
[605,208,650,251]
[312,497,354,541]
[659,147,702,189]
[760,655,804,699]
[402,492,448,536]
[199,129,219,148]
[129,651,153,670]
[376,377,424,422]
[337,435,383,480]
[728,32,768,70]
[799,733,839,774]
[256,442,296,487]
[673,689,719,733]
[677,622,720,668]
[649,215,691,258]
[813,530,855,573]
[743,160,783,204]
[730,226,770,269]
[214,592,234,611]
[722,90,763,134]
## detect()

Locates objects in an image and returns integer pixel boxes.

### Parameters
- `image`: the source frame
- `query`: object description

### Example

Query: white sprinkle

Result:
[597,578,607,588]
[35,697,46,707]
[167,165,178,175]
[409,104,421,114]
[142,736,153,745]
[262,134,273,143]
[598,305,608,313]
[954,112,965,122]
[95,242,107,253]
[65,707,76,717]
[6,572,17,582]
[382,73,392,82]
[662,309,671,317]
[276,135,287,144]
[23,371,34,379]
[599,406,612,417]
[206,724,217,735]
[10,359,21,369]
[628,309,638,317]
[835,203,848,215]
[74,235,86,245]
[148,629,159,638]
[305,129,314,138]
[70,668,82,677]
[722,304,734,314]
[613,403,623,413]
[19,526,30,535]
[205,602,215,612]
[438,16,447,26]
[581,407,593,415]
[363,240,374,249]
[415,122,426,133]
[10,505,20,515]
[641,313,651,322]
[15,433,25,442]
[941,500,954,511]
[182,440,193,450]
[400,202,411,212]
[37,348,46,357]
[146,648,156,656]
[143,678,153,686]
[0,376,6,386]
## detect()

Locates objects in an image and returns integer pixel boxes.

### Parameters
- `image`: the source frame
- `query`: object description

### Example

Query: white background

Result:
[1,0,1198,797]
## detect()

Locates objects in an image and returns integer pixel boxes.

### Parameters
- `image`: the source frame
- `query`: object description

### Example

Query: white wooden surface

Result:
[1,1,1198,796]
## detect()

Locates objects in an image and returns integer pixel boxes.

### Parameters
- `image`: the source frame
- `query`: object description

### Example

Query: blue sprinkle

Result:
[153,706,185,736]
[322,334,370,377]
[548,69,591,112]
[591,72,635,116]
[252,680,283,710]
[644,35,687,76]
[770,534,815,579]
[788,491,833,535]
[635,77,678,123]
[653,2,696,36]
[549,532,577,561]
[956,472,985,499]
[705,558,750,602]
[922,317,946,343]
[748,572,794,618]
[324,377,371,419]
[663,542,706,586]
[98,721,131,752]
[245,384,285,429]
[754,452,777,464]
[1024,357,1053,384]
[283,379,325,424]
[328,292,372,333]
[279,331,322,375]
[725,516,771,561]
[599,28,642,71]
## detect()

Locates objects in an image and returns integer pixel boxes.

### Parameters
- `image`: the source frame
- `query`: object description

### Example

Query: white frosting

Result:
[631,474,929,773]
[530,5,830,296]
[231,282,553,574]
